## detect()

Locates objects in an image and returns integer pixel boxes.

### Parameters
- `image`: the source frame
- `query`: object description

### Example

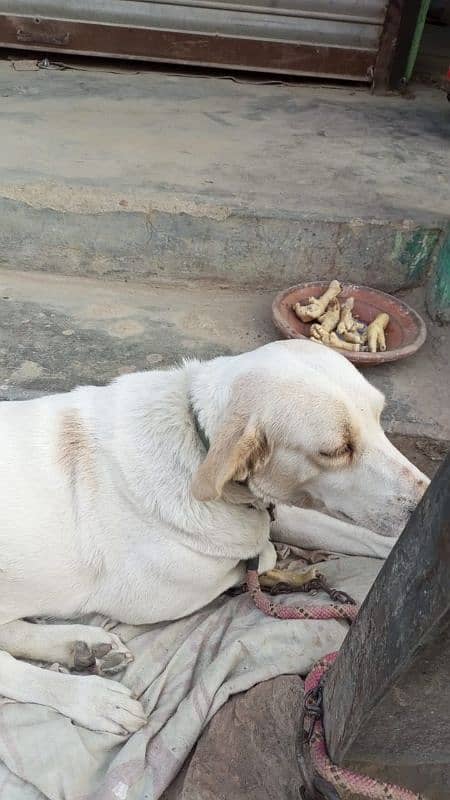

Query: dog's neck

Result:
[188,393,210,453]
[188,377,275,520]
[105,360,271,559]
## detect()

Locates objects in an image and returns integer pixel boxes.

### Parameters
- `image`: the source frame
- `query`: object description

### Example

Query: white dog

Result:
[0,340,428,734]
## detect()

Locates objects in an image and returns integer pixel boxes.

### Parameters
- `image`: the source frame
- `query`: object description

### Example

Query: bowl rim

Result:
[272,281,427,366]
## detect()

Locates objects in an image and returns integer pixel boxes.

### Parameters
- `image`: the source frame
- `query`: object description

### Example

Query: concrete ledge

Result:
[0,198,443,292]
[1,62,449,305]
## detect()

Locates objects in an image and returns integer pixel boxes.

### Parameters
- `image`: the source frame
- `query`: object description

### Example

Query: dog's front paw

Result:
[62,625,133,675]
[71,629,133,675]
[61,674,146,735]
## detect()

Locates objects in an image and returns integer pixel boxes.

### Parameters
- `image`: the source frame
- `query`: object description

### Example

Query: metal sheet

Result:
[0,2,384,46]
[0,0,391,80]
[0,15,376,79]
[123,0,385,13]
[0,0,388,20]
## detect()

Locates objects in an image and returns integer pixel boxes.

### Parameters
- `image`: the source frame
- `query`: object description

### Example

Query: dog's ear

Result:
[192,416,270,502]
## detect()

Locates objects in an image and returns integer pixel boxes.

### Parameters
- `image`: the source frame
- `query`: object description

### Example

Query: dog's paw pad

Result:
[97,649,134,675]
[92,643,113,659]
[73,640,96,669]
[72,635,133,675]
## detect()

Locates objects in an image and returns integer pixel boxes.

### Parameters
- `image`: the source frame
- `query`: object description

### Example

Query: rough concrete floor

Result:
[1,58,448,223]
[1,58,449,293]
[1,271,448,456]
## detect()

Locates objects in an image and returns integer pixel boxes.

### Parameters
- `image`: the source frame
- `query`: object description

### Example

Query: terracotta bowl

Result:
[272,282,427,366]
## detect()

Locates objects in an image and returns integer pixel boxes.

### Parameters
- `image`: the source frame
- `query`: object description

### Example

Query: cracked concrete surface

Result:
[1,271,448,445]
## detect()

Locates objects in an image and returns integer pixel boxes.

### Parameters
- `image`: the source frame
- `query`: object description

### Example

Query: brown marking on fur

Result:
[341,421,357,461]
[318,420,357,462]
[57,409,97,492]
[233,426,270,481]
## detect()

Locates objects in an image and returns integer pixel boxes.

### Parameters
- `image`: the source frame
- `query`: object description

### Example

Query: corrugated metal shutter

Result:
[0,0,389,81]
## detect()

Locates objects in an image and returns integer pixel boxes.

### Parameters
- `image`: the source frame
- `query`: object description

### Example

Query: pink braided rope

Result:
[246,568,426,800]
[246,568,359,622]
[304,653,427,800]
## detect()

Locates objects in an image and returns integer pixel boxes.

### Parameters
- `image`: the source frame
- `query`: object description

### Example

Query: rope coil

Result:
[246,567,359,622]
[303,653,427,800]
[245,564,427,800]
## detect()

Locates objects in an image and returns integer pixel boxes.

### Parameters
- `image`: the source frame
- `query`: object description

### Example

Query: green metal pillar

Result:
[404,0,432,83]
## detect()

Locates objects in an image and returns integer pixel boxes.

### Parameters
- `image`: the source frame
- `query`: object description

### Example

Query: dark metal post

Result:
[322,453,450,799]
[372,0,406,91]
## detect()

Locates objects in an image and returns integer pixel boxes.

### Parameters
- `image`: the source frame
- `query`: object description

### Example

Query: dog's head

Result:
[191,340,429,537]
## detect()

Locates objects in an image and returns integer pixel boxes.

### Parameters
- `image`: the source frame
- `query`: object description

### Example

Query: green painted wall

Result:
[427,226,450,322]
[396,228,441,283]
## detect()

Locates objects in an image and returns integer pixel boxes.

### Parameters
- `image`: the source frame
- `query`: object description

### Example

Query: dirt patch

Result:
[388,433,448,478]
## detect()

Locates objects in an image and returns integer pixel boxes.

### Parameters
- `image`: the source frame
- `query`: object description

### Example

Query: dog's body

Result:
[0,341,428,734]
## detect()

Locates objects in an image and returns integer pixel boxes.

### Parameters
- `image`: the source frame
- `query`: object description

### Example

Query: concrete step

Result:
[1,270,449,446]
[0,59,449,319]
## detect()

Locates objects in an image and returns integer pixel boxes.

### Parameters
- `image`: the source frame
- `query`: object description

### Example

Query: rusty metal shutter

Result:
[0,0,390,81]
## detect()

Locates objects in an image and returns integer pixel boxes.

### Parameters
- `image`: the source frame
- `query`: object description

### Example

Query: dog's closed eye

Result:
[319,443,353,459]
